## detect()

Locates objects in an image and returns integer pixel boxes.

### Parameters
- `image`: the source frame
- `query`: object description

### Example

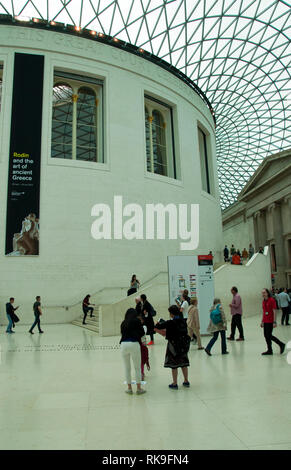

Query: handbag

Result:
[11,312,20,323]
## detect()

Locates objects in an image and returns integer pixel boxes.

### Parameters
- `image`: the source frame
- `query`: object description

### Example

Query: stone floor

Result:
[0,316,291,450]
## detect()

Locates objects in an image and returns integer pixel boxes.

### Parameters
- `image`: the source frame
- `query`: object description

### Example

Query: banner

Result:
[5,53,44,256]
[167,255,214,334]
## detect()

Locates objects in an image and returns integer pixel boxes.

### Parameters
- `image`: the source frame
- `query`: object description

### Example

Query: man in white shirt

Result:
[277,288,290,325]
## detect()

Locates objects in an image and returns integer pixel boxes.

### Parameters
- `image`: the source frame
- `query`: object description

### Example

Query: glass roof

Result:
[0,0,290,209]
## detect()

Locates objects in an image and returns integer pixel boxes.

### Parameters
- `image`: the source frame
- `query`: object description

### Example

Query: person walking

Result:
[155,305,190,389]
[120,308,146,395]
[29,296,44,334]
[277,288,290,325]
[6,297,19,334]
[261,288,285,355]
[82,295,95,325]
[205,298,228,356]
[227,287,244,341]
[187,298,203,350]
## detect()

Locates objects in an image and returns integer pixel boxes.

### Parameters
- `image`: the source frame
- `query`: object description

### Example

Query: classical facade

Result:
[222,149,291,287]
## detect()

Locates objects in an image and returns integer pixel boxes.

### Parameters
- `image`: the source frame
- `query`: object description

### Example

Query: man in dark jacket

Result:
[6,297,19,334]
[140,294,156,345]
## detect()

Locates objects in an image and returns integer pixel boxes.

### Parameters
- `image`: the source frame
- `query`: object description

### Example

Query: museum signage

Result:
[5,53,44,256]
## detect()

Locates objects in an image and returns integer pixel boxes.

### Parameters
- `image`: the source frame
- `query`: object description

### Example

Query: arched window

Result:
[145,106,151,172]
[52,83,73,160]
[152,110,167,176]
[198,126,212,195]
[76,87,97,162]
[51,72,103,163]
[144,95,176,179]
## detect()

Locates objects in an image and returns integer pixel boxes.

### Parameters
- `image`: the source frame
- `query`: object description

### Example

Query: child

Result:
[138,314,150,381]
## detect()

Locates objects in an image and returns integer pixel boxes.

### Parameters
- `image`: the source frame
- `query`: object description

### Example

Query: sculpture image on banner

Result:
[7,213,39,256]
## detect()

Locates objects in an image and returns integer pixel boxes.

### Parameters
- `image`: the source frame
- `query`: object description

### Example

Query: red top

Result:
[232,254,241,265]
[262,297,276,323]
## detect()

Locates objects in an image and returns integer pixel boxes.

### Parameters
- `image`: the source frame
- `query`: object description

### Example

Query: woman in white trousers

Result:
[120,308,146,395]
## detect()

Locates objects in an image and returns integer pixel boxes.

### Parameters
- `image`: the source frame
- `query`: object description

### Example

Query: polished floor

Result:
[0,316,291,450]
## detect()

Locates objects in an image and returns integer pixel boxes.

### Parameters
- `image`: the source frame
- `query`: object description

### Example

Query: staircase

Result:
[72,306,101,334]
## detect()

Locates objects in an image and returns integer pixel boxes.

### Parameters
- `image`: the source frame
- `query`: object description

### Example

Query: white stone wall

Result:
[0,25,222,325]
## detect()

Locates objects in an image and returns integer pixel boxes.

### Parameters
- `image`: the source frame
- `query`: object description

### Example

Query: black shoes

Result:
[205,348,211,356]
[222,351,229,354]
[39,330,44,333]
[280,344,285,355]
[29,330,34,334]
[261,351,273,355]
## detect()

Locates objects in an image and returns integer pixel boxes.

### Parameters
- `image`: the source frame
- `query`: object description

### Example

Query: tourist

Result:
[230,244,236,256]
[248,243,254,259]
[242,248,248,263]
[29,296,44,334]
[277,288,290,325]
[155,305,190,389]
[141,298,155,346]
[82,294,95,325]
[127,274,140,296]
[227,287,244,341]
[120,308,146,395]
[258,246,264,254]
[6,297,19,334]
[187,298,203,350]
[231,251,241,265]
[204,298,228,356]
[137,314,150,381]
[178,293,189,319]
[261,288,285,355]
[183,289,191,305]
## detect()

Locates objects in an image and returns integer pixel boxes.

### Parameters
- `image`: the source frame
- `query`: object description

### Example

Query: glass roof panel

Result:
[0,0,290,209]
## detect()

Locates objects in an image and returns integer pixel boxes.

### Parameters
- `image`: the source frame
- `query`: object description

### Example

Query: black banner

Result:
[5,53,44,256]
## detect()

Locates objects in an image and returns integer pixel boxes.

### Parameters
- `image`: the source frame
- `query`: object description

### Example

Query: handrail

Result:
[44,271,168,309]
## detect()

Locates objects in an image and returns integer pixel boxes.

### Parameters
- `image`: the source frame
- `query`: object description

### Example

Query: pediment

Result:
[238,150,291,199]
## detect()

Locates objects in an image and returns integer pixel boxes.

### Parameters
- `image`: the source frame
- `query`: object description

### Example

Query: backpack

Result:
[171,320,191,355]
[210,304,222,324]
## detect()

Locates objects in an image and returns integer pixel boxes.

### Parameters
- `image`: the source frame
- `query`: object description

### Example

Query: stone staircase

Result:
[72,306,101,334]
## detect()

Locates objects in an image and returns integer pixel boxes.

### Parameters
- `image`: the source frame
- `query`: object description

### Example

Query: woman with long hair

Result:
[120,308,146,395]
[127,274,141,296]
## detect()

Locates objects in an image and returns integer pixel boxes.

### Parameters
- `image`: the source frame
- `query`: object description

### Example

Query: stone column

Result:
[254,210,267,250]
[272,203,285,266]
[267,203,276,242]
[253,211,260,251]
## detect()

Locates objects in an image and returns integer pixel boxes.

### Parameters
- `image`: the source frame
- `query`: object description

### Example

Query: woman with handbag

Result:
[155,305,190,389]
